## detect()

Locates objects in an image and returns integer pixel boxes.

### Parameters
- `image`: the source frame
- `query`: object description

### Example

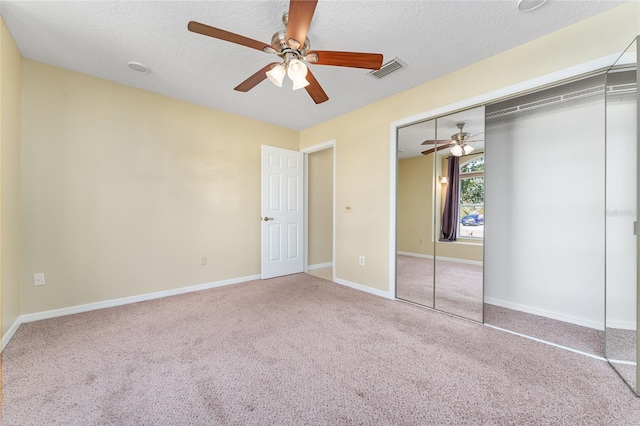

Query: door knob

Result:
[263,217,274,221]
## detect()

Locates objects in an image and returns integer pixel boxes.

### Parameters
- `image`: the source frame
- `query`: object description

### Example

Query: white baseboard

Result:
[397,251,433,259]
[397,251,482,266]
[308,262,333,271]
[2,317,23,352]
[436,255,483,266]
[334,277,393,300]
[19,274,261,324]
[6,273,391,349]
[604,319,637,331]
[484,296,604,331]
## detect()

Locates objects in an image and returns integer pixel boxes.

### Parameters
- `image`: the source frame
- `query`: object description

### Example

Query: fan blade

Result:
[234,63,279,92]
[188,21,273,53]
[285,0,318,49]
[304,69,329,104]
[421,145,452,156]
[421,139,451,146]
[306,51,383,70]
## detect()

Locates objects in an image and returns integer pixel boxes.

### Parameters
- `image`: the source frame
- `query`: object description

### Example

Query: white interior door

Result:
[261,145,304,279]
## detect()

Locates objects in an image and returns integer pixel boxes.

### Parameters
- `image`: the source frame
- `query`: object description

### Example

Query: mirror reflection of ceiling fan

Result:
[421,122,484,156]
[188,0,384,104]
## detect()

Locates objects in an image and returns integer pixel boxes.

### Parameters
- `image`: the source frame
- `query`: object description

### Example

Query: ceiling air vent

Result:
[369,57,406,79]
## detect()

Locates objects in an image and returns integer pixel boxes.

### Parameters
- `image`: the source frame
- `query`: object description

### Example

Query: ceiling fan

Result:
[188,0,384,104]
[421,122,484,156]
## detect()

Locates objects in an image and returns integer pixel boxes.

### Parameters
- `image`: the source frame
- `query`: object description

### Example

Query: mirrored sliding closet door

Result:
[605,36,638,395]
[396,106,485,322]
[396,119,436,308]
[433,107,485,322]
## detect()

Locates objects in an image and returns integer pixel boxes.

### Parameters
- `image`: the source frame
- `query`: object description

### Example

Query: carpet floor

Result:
[396,255,483,322]
[396,254,435,307]
[3,274,640,425]
[484,304,605,357]
[606,328,637,393]
[397,254,615,360]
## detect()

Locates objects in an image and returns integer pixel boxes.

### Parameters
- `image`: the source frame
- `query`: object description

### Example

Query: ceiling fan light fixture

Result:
[287,59,308,81]
[463,145,475,155]
[188,1,382,105]
[292,77,310,90]
[266,64,286,87]
[450,145,463,157]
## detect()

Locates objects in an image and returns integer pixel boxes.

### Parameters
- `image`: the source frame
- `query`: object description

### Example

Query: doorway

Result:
[302,141,336,282]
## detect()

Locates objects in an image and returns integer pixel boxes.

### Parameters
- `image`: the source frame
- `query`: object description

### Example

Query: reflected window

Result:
[459,156,484,239]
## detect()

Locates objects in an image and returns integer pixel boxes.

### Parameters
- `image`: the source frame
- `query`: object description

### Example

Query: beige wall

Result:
[397,155,434,255]
[20,60,298,314]
[1,18,23,336]
[300,3,640,292]
[308,147,333,266]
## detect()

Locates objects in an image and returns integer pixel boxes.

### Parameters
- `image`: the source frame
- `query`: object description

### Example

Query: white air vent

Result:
[369,57,407,79]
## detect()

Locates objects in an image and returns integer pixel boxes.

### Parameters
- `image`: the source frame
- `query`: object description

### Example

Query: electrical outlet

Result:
[201,256,207,266]
[33,273,46,286]
[359,255,365,266]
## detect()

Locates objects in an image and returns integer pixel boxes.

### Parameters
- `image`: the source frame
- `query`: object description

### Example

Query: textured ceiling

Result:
[0,0,625,131]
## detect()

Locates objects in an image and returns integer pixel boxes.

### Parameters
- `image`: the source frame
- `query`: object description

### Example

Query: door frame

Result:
[302,140,336,281]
